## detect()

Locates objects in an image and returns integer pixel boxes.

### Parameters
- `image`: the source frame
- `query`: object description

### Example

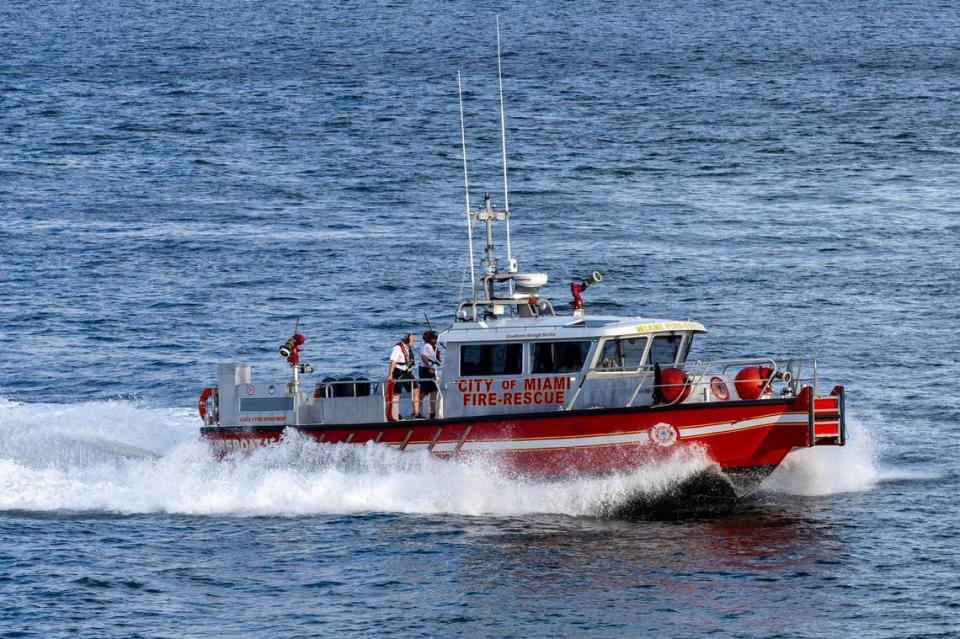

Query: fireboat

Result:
[195,30,847,501]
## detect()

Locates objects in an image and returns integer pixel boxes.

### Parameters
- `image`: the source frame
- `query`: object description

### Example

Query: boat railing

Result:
[455,297,556,321]
[312,376,445,423]
[565,356,820,410]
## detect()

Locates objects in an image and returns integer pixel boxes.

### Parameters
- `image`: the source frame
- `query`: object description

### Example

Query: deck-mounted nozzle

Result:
[570,271,602,312]
[279,334,305,363]
[280,332,312,397]
[584,271,603,285]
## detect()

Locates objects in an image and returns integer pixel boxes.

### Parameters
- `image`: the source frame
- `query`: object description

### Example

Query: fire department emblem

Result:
[650,422,678,447]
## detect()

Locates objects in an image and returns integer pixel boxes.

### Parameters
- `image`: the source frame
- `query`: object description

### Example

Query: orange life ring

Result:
[198,387,218,423]
[384,378,396,422]
[710,376,730,401]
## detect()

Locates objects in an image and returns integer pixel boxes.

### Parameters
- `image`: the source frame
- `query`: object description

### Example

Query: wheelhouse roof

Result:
[442,315,706,343]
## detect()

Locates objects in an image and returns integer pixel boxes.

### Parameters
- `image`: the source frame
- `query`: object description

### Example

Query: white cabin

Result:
[438,314,706,418]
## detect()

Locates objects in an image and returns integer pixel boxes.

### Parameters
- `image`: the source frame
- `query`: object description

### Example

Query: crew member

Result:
[419,330,441,419]
[387,333,423,419]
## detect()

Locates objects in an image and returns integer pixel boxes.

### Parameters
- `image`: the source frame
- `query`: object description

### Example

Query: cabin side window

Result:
[531,341,592,374]
[597,336,648,371]
[647,334,683,368]
[460,343,523,376]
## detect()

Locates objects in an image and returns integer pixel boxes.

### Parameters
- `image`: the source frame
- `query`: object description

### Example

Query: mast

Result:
[457,71,477,301]
[452,22,521,318]
[496,15,513,270]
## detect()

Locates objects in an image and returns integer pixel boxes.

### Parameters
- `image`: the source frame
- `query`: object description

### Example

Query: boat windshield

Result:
[647,334,683,368]
[597,336,648,371]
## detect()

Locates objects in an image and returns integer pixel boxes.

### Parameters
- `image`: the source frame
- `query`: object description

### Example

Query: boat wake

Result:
[760,410,933,496]
[0,397,912,517]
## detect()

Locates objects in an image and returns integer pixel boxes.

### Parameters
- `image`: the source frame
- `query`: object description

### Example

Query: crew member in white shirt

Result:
[386,333,423,420]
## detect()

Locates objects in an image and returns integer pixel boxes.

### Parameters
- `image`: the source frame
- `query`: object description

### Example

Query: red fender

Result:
[734,367,766,400]
[658,368,690,404]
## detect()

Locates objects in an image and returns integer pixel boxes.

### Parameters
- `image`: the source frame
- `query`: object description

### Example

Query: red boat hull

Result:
[201,390,843,498]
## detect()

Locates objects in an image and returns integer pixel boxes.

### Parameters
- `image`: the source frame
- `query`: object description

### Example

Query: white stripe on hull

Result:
[460,430,651,453]
[678,412,808,438]
[444,412,806,453]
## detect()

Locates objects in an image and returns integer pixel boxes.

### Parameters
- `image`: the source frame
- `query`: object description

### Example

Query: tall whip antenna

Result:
[496,15,512,265]
[457,71,476,299]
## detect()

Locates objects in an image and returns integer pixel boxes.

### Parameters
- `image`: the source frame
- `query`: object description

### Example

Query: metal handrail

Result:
[626,370,653,407]
[315,375,446,421]
[389,374,445,421]
[566,356,821,410]
[315,376,443,398]
[314,378,383,399]
[455,298,556,321]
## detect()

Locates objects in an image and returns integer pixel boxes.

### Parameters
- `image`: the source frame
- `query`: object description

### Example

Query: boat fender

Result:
[658,367,690,404]
[198,387,218,424]
[734,367,769,400]
[758,366,774,383]
[760,366,776,394]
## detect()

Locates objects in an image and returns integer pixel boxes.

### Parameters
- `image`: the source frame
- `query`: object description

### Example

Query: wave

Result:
[760,410,934,496]
[0,398,714,517]
[2,397,924,514]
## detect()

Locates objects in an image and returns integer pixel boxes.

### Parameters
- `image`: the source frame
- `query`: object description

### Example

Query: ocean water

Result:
[1,1,958,637]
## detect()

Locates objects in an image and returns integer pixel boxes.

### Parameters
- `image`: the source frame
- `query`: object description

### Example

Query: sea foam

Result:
[1,397,916,514]
[0,398,716,517]
[760,410,929,496]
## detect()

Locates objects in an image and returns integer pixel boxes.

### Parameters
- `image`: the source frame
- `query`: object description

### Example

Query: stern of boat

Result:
[804,384,847,447]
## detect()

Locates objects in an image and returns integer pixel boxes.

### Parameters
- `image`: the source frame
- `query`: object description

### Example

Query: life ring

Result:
[710,376,730,401]
[384,378,396,422]
[198,387,218,424]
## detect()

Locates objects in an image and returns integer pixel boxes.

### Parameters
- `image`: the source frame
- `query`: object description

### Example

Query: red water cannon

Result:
[279,333,305,365]
[570,271,602,310]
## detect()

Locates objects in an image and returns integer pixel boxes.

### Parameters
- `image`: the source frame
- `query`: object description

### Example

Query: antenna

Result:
[458,71,477,299]
[496,15,512,266]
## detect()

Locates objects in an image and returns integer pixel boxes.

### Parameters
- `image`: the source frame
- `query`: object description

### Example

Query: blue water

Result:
[2,1,959,636]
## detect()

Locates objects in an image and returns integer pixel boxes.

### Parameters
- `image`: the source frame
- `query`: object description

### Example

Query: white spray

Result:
[0,397,916,515]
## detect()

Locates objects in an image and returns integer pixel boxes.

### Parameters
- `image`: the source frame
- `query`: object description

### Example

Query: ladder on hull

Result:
[807,385,846,447]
